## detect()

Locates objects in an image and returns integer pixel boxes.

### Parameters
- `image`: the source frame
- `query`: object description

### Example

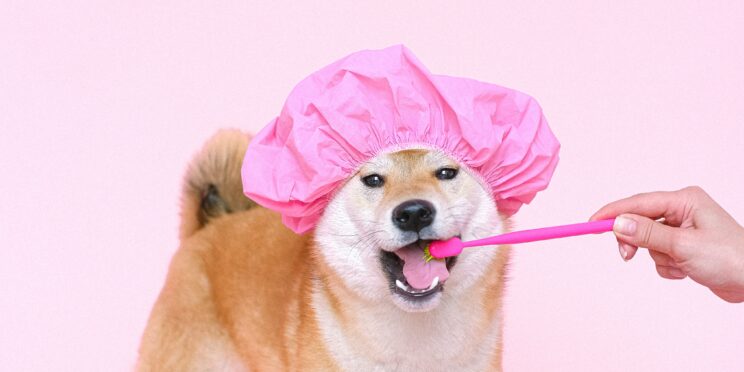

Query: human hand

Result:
[590,186,744,303]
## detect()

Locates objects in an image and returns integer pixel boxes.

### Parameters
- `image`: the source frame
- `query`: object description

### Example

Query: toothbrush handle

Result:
[462,219,616,248]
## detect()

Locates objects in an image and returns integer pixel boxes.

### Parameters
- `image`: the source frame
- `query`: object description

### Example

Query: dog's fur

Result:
[137,130,511,371]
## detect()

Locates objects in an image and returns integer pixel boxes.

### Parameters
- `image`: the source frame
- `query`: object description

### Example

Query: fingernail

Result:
[618,243,628,260]
[614,216,637,235]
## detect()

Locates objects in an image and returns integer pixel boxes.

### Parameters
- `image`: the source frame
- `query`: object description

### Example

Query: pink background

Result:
[2,1,743,370]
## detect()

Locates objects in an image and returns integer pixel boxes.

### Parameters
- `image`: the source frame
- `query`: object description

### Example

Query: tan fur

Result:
[179,129,256,239]
[139,208,510,371]
[380,149,453,200]
[138,134,511,371]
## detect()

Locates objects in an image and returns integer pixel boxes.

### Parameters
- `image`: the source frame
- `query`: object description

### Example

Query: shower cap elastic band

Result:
[242,45,560,234]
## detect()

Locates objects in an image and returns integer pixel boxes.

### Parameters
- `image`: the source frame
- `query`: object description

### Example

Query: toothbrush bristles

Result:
[423,244,437,263]
[424,245,434,263]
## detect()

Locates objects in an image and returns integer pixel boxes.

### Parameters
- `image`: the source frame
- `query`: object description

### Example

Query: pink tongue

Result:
[394,244,450,289]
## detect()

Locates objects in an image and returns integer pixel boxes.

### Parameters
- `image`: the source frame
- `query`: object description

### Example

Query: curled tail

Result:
[179,129,256,239]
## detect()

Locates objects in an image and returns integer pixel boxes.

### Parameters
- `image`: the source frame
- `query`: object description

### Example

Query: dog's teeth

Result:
[428,276,440,291]
[396,278,440,294]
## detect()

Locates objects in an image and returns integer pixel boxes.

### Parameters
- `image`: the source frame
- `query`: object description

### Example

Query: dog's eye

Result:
[435,167,458,180]
[361,174,385,188]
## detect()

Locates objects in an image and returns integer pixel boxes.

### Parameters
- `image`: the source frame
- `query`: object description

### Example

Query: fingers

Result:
[648,250,686,279]
[614,212,695,282]
[648,250,675,267]
[617,239,638,261]
[656,265,687,280]
[711,288,744,303]
[613,213,683,255]
[616,236,687,280]
[618,237,687,279]
[589,190,683,223]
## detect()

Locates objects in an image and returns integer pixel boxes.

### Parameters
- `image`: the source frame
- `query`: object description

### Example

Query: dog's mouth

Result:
[380,239,458,300]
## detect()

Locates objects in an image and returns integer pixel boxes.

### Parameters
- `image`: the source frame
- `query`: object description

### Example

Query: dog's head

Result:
[315,148,507,312]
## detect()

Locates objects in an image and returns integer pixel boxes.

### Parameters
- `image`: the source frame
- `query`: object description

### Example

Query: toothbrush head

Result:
[427,237,465,260]
[422,243,442,263]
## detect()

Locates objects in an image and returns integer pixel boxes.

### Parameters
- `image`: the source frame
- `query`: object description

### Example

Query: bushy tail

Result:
[179,129,256,239]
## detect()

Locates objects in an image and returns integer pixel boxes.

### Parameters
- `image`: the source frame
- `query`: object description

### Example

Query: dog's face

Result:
[315,149,506,312]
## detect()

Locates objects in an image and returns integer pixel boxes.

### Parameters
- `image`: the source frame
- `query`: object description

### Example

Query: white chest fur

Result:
[311,285,503,372]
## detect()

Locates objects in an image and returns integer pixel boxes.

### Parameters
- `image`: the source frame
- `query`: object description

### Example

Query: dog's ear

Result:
[180,129,256,240]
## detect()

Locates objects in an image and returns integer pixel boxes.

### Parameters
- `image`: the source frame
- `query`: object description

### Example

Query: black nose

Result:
[392,199,436,232]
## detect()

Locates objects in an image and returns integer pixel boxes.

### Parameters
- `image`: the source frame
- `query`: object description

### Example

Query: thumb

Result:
[613,214,679,254]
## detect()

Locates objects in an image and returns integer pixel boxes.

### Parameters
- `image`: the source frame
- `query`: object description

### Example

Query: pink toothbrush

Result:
[425,219,616,260]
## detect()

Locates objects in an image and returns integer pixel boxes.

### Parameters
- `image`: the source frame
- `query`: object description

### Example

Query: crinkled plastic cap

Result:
[242,45,560,234]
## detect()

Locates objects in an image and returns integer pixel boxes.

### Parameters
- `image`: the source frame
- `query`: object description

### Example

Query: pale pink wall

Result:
[1,1,743,370]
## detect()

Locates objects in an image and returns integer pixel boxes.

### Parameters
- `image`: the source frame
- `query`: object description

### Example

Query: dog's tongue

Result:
[394,244,450,289]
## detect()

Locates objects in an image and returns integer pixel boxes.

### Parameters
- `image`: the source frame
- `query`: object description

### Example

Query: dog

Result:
[137,129,511,371]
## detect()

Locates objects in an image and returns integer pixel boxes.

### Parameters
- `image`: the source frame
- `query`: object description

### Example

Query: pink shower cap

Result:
[242,45,560,234]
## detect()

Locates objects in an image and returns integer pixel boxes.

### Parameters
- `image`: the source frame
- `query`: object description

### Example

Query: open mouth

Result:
[380,239,458,300]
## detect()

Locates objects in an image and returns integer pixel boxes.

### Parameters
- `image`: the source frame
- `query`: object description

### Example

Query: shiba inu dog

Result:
[137,129,511,371]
